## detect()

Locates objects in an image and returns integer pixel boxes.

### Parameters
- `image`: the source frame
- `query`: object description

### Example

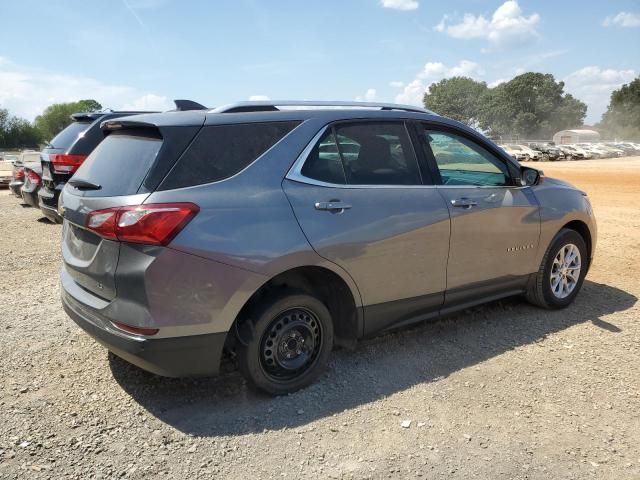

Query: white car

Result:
[0,151,40,188]
[499,144,529,162]
[512,144,542,161]
[597,144,624,157]
[577,143,609,158]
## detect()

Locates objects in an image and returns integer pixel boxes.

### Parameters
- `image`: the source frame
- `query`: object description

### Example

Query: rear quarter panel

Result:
[143,118,364,331]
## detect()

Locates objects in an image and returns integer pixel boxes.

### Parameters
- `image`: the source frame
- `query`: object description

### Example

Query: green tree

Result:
[0,108,42,148]
[478,73,587,138]
[424,77,488,126]
[600,77,640,140]
[34,99,102,142]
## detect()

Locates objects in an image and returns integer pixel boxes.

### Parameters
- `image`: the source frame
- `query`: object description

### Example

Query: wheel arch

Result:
[560,219,593,265]
[229,265,363,350]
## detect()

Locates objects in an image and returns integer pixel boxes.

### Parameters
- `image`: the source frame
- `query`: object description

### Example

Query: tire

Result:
[526,229,588,309]
[236,291,334,395]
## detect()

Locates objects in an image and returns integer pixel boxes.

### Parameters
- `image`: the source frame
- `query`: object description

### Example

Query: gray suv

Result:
[60,101,596,395]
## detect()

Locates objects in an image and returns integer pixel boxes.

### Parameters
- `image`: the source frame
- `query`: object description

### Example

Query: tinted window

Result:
[423,129,510,187]
[300,130,347,184]
[49,121,93,150]
[71,130,162,197]
[335,122,421,185]
[162,121,299,189]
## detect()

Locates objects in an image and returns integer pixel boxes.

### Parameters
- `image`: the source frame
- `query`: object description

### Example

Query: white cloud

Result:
[380,0,418,11]
[355,88,378,102]
[488,78,507,88]
[121,93,172,111]
[248,95,271,101]
[435,1,540,49]
[389,81,405,88]
[395,60,483,105]
[603,12,640,28]
[0,57,172,120]
[564,66,637,123]
[395,79,428,105]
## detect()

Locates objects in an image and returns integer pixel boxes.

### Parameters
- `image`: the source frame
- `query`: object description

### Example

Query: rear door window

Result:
[70,130,162,197]
[334,122,422,186]
[300,122,423,186]
[160,121,299,189]
[48,121,93,150]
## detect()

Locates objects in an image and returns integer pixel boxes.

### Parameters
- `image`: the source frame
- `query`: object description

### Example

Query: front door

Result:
[283,121,451,333]
[418,125,541,305]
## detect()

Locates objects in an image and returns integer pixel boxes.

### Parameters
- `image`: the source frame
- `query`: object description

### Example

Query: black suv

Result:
[38,110,158,223]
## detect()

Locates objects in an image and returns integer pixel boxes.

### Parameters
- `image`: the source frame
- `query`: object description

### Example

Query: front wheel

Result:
[526,229,588,309]
[236,291,334,395]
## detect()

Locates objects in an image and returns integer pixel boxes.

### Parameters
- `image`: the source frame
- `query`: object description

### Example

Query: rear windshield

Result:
[49,121,93,150]
[71,130,162,197]
[160,121,299,190]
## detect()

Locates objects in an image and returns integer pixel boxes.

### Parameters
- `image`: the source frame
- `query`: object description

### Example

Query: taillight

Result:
[111,321,159,336]
[50,154,87,174]
[86,203,199,246]
[15,168,25,179]
[26,170,41,185]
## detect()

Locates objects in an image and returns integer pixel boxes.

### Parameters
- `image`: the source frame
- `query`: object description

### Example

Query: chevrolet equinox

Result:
[60,101,596,395]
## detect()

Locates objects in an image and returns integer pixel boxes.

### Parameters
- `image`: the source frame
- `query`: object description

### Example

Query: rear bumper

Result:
[21,186,39,208]
[38,186,62,222]
[61,279,226,378]
[9,180,23,197]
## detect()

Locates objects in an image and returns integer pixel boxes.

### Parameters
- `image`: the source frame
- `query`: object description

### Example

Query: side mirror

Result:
[521,166,544,186]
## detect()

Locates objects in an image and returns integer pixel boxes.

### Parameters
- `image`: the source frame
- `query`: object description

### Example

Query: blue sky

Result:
[1,0,639,123]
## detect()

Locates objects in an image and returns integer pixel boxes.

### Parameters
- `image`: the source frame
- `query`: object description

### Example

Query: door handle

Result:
[451,198,478,208]
[314,201,352,212]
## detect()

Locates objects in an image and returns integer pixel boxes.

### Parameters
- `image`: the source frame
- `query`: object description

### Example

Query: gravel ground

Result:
[1,158,639,479]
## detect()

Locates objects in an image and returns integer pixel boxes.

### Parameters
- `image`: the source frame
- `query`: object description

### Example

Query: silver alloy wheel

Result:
[550,243,582,299]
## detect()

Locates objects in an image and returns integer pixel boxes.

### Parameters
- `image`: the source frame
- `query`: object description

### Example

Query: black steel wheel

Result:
[260,307,323,381]
[237,291,334,395]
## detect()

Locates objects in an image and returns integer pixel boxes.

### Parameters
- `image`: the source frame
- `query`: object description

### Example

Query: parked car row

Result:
[3,100,208,221]
[498,141,640,162]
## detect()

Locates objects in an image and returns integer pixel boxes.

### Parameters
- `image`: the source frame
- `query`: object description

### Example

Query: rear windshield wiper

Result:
[69,178,101,190]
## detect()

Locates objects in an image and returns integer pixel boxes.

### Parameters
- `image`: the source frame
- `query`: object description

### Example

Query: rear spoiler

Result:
[101,119,157,131]
[70,112,104,122]
[172,99,208,111]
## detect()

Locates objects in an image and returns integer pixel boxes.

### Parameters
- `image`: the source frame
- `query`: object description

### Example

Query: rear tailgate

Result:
[62,194,149,300]
[60,122,202,301]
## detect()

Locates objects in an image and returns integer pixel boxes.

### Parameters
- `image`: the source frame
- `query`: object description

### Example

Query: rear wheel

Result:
[236,291,334,395]
[526,229,588,309]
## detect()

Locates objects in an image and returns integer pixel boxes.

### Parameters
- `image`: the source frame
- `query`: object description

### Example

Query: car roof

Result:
[100,101,441,129]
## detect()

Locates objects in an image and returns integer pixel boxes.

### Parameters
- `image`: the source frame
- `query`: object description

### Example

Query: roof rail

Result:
[210,100,433,114]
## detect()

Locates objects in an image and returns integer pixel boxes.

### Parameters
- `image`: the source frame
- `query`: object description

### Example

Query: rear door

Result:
[284,121,451,333]
[418,124,541,304]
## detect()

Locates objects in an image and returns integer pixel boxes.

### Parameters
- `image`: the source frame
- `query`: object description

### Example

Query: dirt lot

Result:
[1,157,639,479]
